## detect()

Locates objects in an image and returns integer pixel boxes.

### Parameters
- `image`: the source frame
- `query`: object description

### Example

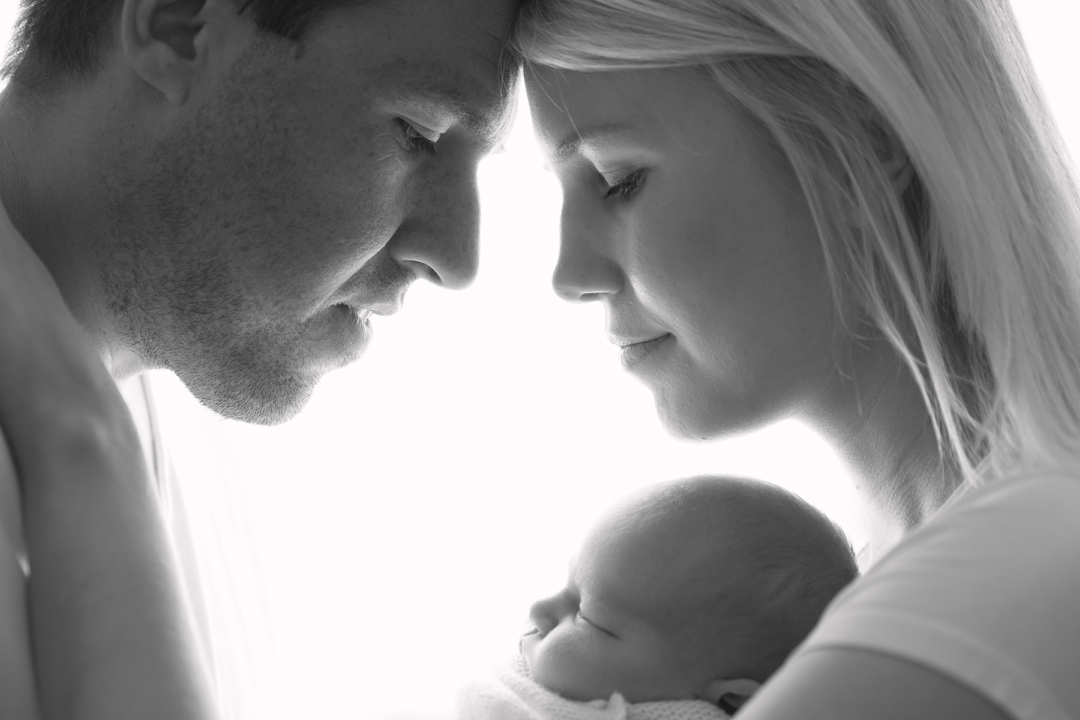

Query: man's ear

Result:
[703,678,762,713]
[119,0,240,106]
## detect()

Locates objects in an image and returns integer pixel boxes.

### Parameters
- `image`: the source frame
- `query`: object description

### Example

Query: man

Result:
[1,0,518,423]
[0,0,520,716]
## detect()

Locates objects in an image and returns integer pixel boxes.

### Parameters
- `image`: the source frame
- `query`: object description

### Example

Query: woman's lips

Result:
[620,334,672,368]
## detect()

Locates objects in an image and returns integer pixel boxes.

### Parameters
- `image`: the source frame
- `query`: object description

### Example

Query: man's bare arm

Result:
[0,226,219,720]
[0,430,40,720]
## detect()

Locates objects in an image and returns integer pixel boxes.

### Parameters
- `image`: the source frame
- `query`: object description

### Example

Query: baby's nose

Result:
[527,596,561,636]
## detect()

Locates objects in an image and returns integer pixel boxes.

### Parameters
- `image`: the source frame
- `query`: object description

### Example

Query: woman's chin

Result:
[654,391,775,441]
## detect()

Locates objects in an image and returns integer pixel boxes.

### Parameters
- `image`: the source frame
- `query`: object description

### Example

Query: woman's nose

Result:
[552,206,622,303]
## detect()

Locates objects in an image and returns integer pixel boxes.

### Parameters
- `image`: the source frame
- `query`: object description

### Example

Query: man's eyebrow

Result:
[553,124,639,160]
[391,63,515,143]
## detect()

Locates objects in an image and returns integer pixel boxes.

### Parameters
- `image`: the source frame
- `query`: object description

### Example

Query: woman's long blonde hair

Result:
[513,0,1080,483]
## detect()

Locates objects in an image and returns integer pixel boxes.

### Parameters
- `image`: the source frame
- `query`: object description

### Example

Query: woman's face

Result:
[527,67,843,438]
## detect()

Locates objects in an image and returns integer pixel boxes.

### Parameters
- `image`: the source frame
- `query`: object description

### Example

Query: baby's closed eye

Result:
[576,610,616,637]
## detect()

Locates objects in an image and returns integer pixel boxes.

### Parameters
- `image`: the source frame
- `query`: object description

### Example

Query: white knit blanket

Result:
[444,656,731,720]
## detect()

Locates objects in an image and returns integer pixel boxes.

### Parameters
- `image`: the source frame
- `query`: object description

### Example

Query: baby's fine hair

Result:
[636,476,859,682]
[513,0,1080,484]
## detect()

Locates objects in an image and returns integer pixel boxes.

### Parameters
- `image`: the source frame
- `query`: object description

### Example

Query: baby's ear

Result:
[703,678,762,712]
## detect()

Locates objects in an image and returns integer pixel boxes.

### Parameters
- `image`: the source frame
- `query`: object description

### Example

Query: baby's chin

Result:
[518,630,541,676]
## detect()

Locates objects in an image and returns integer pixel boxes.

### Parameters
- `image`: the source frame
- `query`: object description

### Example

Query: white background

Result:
[1,3,1076,719]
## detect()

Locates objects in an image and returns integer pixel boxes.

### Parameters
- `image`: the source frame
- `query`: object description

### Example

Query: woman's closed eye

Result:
[601,168,646,201]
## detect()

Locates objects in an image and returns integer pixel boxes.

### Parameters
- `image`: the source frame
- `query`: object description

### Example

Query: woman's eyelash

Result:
[397,119,437,157]
[602,169,646,201]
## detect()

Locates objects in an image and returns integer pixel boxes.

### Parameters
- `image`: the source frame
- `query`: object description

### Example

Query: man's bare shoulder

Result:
[0,427,40,720]
[0,427,24,552]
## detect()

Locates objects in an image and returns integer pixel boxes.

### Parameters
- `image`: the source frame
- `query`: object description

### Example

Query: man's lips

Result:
[333,295,405,327]
[336,305,373,324]
[332,286,406,321]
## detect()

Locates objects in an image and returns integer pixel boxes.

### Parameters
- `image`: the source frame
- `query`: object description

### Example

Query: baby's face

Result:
[520,507,740,702]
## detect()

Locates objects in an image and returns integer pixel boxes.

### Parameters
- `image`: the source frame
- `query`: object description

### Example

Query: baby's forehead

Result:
[581,504,753,601]
[630,477,802,541]
[605,485,760,555]
[593,481,801,592]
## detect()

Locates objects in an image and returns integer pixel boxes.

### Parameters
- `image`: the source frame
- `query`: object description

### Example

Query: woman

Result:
[511,0,1080,717]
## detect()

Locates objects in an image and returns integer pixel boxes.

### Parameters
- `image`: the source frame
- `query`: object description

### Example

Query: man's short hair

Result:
[3,0,363,83]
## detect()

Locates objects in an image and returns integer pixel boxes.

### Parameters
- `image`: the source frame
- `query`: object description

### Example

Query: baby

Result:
[16,454,854,720]
[465,476,859,718]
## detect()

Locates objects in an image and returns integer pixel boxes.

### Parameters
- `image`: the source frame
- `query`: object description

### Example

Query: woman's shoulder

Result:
[916,467,1080,546]
[944,467,1080,514]
[834,466,1080,626]
[796,467,1080,720]
[888,468,1080,574]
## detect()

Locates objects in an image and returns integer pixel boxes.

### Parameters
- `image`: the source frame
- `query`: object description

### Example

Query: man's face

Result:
[105,0,519,423]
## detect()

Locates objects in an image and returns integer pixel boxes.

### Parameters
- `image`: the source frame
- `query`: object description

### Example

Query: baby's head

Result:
[521,476,858,706]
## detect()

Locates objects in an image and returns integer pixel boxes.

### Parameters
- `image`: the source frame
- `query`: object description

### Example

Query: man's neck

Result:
[0,82,144,381]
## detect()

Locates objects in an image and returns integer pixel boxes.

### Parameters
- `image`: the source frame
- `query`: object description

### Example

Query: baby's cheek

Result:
[527,634,570,686]
[527,631,616,702]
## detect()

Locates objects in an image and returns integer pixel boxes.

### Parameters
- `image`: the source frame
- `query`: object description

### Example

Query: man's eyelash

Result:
[602,169,646,201]
[397,119,437,157]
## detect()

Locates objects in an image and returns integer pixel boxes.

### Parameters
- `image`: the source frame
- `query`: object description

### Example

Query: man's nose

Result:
[552,205,622,303]
[390,170,481,290]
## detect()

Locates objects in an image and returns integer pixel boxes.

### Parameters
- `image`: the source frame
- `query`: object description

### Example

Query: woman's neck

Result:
[809,333,962,560]
[850,421,957,559]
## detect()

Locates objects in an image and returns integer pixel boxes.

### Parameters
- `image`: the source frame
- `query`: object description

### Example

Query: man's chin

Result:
[180,369,319,426]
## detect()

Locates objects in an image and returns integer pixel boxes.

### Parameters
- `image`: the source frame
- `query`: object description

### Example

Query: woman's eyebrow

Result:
[554,124,640,160]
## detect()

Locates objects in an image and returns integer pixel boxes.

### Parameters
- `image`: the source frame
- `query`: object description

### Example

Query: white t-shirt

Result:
[794,471,1080,720]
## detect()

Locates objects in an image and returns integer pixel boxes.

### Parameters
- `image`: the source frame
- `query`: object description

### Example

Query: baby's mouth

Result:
[519,628,540,655]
